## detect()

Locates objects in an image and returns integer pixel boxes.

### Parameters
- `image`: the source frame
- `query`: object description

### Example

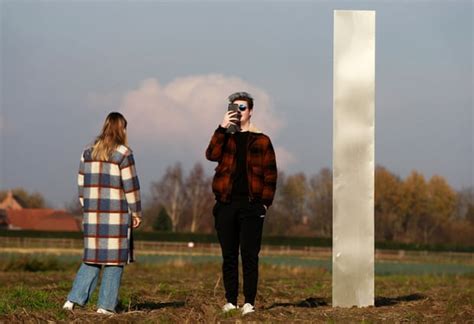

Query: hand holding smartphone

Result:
[225,103,241,134]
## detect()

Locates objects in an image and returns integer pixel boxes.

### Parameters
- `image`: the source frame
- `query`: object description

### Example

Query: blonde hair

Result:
[92,112,128,161]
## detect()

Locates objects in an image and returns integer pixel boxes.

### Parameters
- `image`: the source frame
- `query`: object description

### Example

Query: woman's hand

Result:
[132,215,142,228]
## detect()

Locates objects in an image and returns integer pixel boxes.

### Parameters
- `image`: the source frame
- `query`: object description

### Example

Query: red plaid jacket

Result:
[205,124,277,206]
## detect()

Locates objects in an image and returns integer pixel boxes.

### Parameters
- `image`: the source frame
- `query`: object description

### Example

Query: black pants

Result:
[213,198,266,305]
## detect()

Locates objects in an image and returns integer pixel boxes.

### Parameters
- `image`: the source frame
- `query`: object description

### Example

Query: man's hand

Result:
[220,111,239,128]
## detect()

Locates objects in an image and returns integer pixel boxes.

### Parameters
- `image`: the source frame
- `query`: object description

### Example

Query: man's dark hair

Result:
[228,91,254,110]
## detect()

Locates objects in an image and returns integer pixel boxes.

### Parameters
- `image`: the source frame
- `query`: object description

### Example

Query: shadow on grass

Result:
[266,293,425,309]
[375,293,426,307]
[130,301,186,311]
[267,297,329,309]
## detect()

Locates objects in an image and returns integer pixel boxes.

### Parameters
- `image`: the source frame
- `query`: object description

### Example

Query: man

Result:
[205,91,277,315]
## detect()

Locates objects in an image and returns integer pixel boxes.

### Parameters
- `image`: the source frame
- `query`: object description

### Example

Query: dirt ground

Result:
[0,260,472,323]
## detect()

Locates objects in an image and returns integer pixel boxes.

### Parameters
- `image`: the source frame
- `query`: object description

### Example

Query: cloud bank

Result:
[90,74,296,169]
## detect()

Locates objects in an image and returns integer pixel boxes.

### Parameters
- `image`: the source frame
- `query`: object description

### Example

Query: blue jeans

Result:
[67,263,124,311]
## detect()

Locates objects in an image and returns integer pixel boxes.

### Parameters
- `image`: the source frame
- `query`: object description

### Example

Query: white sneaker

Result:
[241,303,255,315]
[62,300,74,311]
[97,308,114,315]
[222,302,238,312]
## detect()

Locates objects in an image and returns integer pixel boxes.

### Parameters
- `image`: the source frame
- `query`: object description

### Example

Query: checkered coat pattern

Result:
[205,124,278,206]
[78,145,142,265]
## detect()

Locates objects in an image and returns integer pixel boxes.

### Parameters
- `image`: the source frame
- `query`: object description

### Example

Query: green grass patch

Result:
[303,281,324,295]
[0,254,78,272]
[0,255,64,272]
[0,263,472,322]
[0,285,55,314]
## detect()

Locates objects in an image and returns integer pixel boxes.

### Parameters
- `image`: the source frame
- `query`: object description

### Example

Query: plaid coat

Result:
[205,124,277,206]
[78,145,142,265]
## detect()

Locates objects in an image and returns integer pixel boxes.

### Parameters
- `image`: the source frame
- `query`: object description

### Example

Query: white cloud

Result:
[274,146,297,170]
[86,74,296,170]
[118,74,287,153]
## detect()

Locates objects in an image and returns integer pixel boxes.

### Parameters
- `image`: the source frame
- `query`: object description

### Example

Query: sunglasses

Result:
[238,104,248,111]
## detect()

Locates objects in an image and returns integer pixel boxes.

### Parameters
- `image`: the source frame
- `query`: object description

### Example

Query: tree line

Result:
[2,164,473,246]
[141,163,474,246]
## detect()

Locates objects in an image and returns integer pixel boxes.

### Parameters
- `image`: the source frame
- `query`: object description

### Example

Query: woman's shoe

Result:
[62,300,74,311]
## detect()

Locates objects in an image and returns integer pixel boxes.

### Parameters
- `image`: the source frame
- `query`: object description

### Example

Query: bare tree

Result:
[183,163,213,233]
[308,168,333,237]
[283,173,308,222]
[265,172,308,235]
[149,163,186,232]
[455,187,474,220]
[64,197,83,215]
[264,171,288,235]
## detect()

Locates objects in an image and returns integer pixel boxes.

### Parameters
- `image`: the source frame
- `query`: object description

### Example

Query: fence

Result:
[0,237,473,263]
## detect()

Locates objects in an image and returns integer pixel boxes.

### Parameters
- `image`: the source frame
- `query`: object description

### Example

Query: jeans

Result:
[67,262,124,311]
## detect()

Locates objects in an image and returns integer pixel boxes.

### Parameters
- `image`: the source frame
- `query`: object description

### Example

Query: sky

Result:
[0,0,472,208]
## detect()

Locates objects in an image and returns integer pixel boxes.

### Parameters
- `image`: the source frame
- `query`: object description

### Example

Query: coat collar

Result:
[248,123,262,134]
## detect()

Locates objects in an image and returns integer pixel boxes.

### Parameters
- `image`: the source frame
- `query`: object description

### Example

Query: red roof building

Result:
[5,209,81,232]
[0,190,82,232]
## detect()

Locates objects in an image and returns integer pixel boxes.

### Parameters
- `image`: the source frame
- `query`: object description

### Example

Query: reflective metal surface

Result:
[333,10,376,308]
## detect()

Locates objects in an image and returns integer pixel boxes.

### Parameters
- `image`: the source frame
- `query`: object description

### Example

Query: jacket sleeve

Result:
[262,138,278,207]
[205,126,227,162]
[78,153,85,209]
[120,152,142,218]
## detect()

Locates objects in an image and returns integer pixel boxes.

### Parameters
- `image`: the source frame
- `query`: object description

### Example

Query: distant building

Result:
[0,190,81,232]
[5,209,81,231]
[0,209,8,229]
[0,191,23,210]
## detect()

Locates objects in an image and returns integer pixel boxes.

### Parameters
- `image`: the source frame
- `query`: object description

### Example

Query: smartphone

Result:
[227,103,241,134]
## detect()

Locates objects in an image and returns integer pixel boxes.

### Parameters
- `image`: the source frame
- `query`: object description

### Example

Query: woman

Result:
[63,112,142,314]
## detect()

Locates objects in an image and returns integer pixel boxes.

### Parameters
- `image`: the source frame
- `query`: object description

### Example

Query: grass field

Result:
[0,253,473,322]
